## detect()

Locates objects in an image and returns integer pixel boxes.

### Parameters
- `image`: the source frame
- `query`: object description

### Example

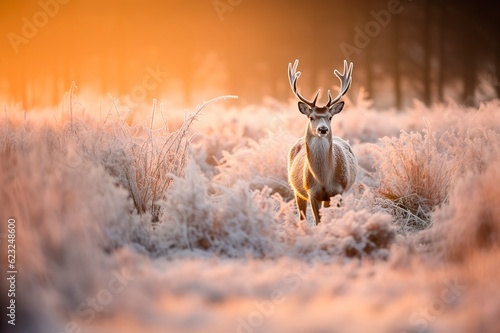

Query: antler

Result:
[289,59,353,108]
[325,60,353,108]
[288,59,320,108]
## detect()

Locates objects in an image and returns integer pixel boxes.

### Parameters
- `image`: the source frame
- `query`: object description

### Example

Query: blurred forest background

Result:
[0,0,499,109]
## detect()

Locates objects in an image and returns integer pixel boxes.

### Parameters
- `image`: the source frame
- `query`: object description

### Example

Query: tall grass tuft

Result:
[117,96,238,221]
[372,119,500,235]
[214,131,296,199]
[372,128,457,234]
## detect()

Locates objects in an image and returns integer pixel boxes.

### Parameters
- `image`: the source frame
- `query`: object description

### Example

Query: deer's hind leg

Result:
[295,194,307,221]
[310,197,322,225]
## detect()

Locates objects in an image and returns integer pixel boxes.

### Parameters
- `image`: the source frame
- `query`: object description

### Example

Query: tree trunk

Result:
[437,1,446,102]
[462,49,477,106]
[393,14,402,110]
[496,20,500,99]
[363,1,374,100]
[423,0,432,106]
[461,5,476,106]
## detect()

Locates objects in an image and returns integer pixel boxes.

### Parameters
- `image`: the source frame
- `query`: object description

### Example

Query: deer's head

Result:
[288,60,353,137]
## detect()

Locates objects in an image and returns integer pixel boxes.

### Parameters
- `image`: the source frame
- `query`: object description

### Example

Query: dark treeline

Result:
[0,0,499,109]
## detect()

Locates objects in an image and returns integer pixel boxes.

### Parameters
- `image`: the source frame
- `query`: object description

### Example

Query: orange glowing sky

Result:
[0,0,498,108]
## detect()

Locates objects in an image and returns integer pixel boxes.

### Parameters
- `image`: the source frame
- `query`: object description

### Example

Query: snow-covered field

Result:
[1,94,500,333]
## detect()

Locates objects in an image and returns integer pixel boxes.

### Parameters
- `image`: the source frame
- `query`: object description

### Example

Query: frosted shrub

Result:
[431,159,500,262]
[0,125,147,326]
[54,118,165,220]
[126,99,224,220]
[440,126,500,176]
[129,121,189,220]
[190,99,309,179]
[351,143,379,187]
[68,121,136,192]
[372,113,500,235]
[318,188,396,259]
[155,160,214,253]
[74,97,235,221]
[191,102,297,166]
[157,160,285,257]
[372,129,456,233]
[191,121,252,169]
[336,210,395,258]
[214,131,296,199]
[213,182,286,257]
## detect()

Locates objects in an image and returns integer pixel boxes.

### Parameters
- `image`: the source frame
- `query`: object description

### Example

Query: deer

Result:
[287,59,357,225]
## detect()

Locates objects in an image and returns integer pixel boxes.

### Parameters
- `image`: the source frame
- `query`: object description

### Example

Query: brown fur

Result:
[288,104,357,225]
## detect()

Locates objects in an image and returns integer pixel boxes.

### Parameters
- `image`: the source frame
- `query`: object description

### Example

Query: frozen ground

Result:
[1,94,499,333]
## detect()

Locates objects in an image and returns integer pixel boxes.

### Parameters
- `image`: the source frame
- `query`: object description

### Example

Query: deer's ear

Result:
[298,102,311,116]
[329,101,344,115]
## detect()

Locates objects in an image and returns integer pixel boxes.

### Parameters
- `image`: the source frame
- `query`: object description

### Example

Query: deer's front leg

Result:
[295,194,307,221]
[310,197,322,225]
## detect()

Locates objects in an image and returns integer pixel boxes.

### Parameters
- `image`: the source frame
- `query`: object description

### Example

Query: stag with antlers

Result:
[287,60,357,225]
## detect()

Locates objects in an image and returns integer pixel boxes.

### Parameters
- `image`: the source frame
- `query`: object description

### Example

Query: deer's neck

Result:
[305,128,333,181]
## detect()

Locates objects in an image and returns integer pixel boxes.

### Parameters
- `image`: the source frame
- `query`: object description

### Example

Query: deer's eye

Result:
[309,116,314,121]
[329,117,332,121]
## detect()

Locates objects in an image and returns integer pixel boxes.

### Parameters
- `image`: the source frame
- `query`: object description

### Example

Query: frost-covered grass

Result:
[1,94,500,333]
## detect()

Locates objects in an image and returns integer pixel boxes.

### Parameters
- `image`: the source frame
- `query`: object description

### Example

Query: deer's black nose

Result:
[318,126,328,134]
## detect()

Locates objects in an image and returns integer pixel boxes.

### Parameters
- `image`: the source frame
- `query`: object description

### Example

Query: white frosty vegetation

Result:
[1,95,499,333]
